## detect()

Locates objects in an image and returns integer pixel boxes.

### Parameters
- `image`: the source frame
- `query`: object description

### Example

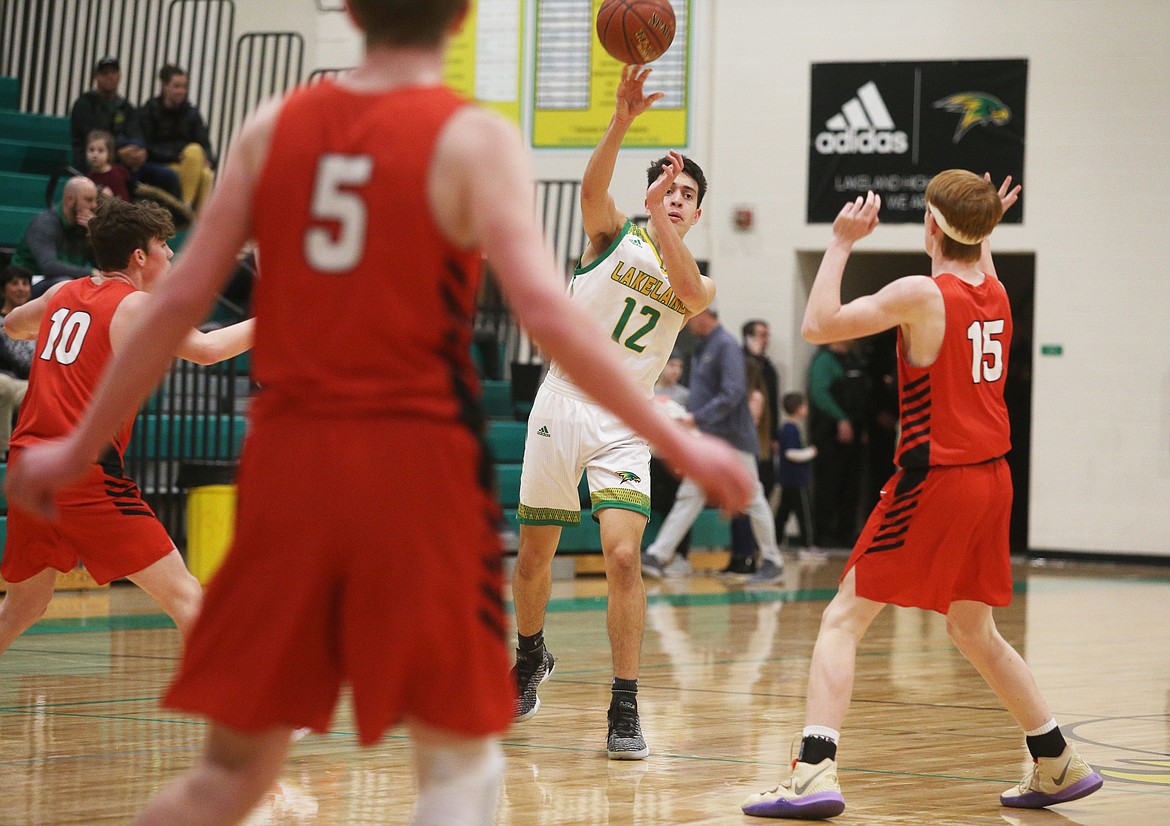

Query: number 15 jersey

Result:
[895,272,1013,468]
[549,221,690,397]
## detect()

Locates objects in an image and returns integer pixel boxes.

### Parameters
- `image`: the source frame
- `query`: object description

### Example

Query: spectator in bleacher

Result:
[85,129,133,201]
[139,64,216,213]
[87,129,194,231]
[0,264,33,459]
[10,176,99,297]
[69,56,182,199]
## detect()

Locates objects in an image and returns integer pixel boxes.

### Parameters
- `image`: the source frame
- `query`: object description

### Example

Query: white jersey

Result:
[549,220,690,397]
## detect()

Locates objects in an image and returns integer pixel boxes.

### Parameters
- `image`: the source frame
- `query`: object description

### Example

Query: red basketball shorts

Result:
[843,459,1013,614]
[163,414,512,745]
[2,448,174,585]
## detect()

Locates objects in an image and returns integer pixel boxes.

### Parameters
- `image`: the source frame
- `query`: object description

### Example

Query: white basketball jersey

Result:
[549,220,691,397]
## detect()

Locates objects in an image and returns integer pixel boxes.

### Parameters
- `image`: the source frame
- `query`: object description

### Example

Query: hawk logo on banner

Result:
[933,93,1012,142]
[807,60,1027,224]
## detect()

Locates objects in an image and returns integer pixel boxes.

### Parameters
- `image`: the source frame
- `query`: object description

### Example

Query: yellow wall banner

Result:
[443,0,526,124]
[532,0,690,149]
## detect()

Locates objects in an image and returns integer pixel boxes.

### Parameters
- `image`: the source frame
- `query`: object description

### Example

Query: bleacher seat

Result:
[0,171,65,210]
[0,139,71,176]
[0,111,70,145]
[0,76,18,110]
[486,420,526,463]
[480,379,512,419]
[0,205,40,251]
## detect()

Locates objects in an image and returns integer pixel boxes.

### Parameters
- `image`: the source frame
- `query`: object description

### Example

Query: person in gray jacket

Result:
[10,177,100,297]
[642,305,785,583]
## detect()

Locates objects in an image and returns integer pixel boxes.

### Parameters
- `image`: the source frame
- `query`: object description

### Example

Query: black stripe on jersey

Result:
[902,374,929,393]
[897,374,932,469]
[98,443,125,478]
[864,467,928,556]
[439,257,493,496]
[478,607,506,642]
[479,581,505,612]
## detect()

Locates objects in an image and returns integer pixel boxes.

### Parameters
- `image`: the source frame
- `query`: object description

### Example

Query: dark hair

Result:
[2,264,32,288]
[782,392,806,415]
[349,0,468,46]
[158,63,187,84]
[742,319,768,339]
[646,155,707,206]
[87,198,175,271]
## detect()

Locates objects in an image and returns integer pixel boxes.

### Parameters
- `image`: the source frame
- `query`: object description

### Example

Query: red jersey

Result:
[11,277,137,461]
[895,272,1012,467]
[249,82,483,422]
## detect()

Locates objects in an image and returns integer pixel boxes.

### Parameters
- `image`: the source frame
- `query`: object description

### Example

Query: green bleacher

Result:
[0,77,18,110]
[0,111,70,145]
[0,78,73,254]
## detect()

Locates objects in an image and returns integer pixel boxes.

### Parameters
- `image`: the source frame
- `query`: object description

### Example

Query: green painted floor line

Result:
[25,613,176,634]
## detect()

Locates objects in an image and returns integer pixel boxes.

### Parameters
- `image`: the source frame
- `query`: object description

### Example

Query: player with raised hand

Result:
[510,61,715,760]
[6,3,752,823]
[741,172,1101,819]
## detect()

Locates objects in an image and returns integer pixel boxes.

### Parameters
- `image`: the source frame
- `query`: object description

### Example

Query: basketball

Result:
[596,0,677,65]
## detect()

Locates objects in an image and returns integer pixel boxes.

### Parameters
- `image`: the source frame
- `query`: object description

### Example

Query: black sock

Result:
[797,735,837,765]
[517,630,544,657]
[611,677,638,705]
[1026,727,1067,760]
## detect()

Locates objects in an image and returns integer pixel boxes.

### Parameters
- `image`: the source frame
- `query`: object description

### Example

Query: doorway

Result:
[794,251,1036,553]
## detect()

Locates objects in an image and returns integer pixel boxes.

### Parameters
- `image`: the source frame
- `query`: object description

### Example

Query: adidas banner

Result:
[808,60,1027,223]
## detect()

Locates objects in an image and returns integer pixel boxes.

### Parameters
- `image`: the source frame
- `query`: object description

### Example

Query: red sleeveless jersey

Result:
[895,272,1012,467]
[11,277,137,459]
[249,81,483,421]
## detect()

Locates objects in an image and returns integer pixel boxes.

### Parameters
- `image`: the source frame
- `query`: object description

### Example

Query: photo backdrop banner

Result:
[807,59,1027,224]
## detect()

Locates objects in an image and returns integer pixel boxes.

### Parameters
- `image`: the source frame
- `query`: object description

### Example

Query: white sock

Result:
[411,737,504,826]
[802,725,840,744]
[1024,718,1058,737]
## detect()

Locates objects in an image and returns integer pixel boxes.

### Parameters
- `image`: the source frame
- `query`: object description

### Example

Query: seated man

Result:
[69,56,181,199]
[139,64,216,212]
[10,177,99,297]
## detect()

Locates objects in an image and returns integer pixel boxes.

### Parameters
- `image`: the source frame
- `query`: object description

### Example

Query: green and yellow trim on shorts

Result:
[516,504,581,526]
[589,488,651,521]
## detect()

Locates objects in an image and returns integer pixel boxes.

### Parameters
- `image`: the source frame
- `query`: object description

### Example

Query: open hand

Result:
[5,438,90,521]
[984,173,1022,215]
[615,64,664,123]
[645,149,683,211]
[833,190,881,244]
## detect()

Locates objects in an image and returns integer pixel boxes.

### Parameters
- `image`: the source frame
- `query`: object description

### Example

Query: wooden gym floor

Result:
[1,550,1167,824]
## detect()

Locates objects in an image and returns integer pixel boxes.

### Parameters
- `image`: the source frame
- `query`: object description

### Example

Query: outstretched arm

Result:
[580,65,663,263]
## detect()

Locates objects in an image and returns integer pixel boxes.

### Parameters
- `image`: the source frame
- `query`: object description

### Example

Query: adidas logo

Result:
[815,81,909,156]
[537,426,551,438]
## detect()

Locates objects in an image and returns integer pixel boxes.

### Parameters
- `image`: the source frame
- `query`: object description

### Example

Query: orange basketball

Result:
[596,0,677,65]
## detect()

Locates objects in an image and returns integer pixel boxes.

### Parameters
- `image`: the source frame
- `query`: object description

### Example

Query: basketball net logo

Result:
[815,81,909,156]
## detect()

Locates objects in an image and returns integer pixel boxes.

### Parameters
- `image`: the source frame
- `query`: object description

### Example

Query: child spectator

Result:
[776,391,817,550]
[85,130,133,202]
